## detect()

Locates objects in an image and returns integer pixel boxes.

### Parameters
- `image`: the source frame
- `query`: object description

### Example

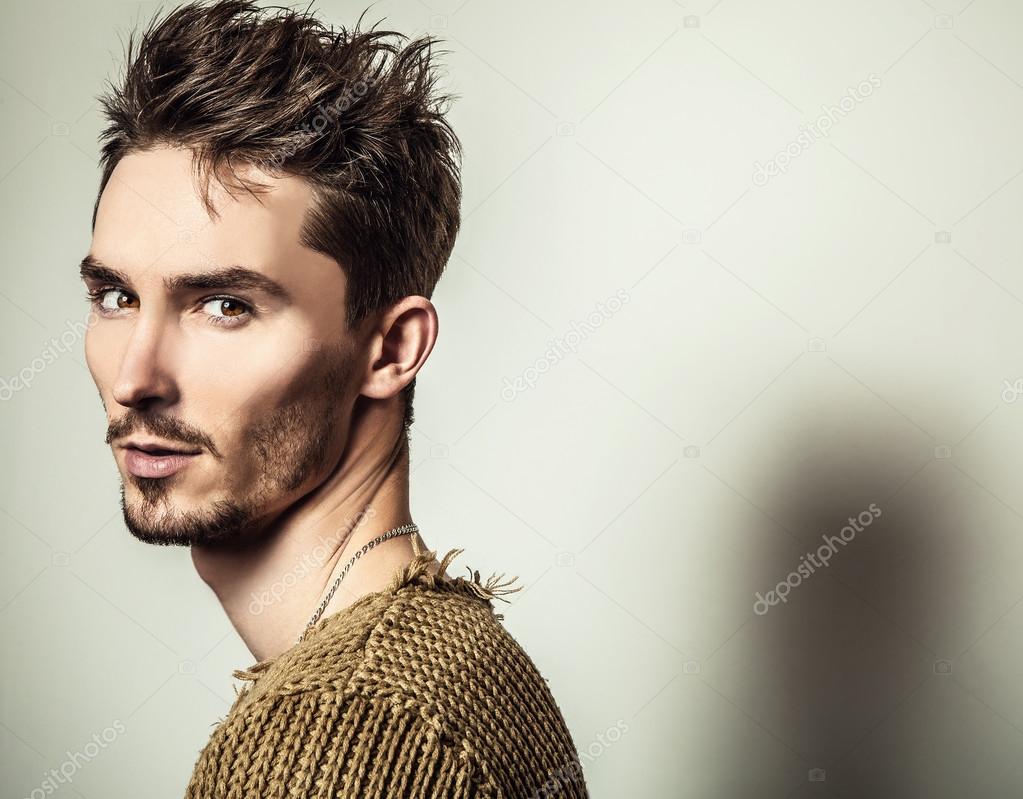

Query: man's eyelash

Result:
[84,284,132,303]
[84,286,256,325]
[84,285,112,301]
[201,296,256,326]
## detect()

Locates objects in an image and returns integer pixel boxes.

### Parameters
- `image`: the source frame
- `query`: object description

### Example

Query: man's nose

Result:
[111,313,178,409]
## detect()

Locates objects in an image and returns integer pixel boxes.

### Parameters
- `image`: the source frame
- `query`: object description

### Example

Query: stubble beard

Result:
[119,346,353,548]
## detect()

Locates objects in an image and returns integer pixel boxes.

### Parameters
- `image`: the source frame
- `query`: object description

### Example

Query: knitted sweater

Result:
[184,545,589,798]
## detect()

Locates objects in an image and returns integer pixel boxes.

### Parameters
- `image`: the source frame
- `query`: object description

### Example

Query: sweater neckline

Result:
[231,544,521,685]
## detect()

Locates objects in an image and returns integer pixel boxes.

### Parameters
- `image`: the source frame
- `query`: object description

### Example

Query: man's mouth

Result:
[121,441,202,478]
[121,439,203,456]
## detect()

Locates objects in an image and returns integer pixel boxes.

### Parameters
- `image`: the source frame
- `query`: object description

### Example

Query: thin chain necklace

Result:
[297,522,419,644]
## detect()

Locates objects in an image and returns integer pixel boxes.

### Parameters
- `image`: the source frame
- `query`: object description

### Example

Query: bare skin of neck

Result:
[190,399,442,662]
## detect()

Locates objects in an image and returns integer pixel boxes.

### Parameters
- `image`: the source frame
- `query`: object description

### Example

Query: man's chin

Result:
[121,494,261,548]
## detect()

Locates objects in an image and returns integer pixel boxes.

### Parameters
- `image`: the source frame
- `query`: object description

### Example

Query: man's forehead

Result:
[96,145,314,240]
[93,146,320,280]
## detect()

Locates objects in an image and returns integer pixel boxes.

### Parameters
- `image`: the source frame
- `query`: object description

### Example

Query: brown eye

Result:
[201,297,252,323]
[97,289,137,311]
[220,300,245,316]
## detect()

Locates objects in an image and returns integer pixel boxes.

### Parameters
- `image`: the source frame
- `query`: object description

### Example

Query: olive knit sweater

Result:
[184,542,589,798]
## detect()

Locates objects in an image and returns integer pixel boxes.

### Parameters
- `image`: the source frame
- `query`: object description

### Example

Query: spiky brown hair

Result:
[93,0,463,433]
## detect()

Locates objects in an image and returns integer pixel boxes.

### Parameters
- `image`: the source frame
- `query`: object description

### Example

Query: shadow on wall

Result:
[731,406,1007,799]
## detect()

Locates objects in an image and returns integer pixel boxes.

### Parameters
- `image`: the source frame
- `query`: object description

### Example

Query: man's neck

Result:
[190,404,436,662]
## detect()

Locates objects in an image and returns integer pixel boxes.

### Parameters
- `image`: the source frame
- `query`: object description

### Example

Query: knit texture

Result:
[184,542,589,798]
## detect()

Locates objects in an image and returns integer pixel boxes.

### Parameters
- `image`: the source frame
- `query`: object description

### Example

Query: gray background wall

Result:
[3,0,1023,797]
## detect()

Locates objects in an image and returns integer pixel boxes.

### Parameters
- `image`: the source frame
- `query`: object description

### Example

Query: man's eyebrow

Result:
[79,255,290,300]
[164,266,291,300]
[79,255,129,287]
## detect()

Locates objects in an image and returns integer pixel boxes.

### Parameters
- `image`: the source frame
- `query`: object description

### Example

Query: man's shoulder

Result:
[240,547,526,702]
[360,572,528,689]
[204,551,587,798]
[294,548,564,731]
[356,559,578,749]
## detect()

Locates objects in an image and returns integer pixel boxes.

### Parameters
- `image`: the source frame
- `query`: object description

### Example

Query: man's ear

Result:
[359,296,438,401]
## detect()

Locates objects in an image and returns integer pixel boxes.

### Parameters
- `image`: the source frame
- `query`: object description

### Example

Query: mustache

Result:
[105,410,222,458]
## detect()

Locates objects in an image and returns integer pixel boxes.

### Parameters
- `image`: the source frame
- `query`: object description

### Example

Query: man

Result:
[81,1,589,796]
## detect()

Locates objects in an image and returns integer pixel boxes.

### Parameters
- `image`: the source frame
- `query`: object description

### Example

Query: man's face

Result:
[83,145,360,547]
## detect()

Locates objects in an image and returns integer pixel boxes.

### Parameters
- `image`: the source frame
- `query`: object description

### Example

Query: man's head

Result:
[82,1,461,547]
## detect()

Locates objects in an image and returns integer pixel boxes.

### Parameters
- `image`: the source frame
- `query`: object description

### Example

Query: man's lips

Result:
[122,445,202,478]
[120,439,202,456]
